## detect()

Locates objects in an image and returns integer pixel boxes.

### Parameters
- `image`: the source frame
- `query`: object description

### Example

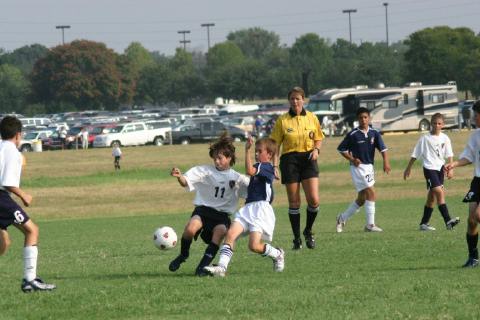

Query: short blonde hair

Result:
[256,137,277,158]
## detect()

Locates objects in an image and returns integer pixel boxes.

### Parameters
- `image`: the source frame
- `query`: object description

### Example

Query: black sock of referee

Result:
[466,233,479,259]
[438,203,452,224]
[305,205,319,232]
[288,208,301,240]
[420,206,434,225]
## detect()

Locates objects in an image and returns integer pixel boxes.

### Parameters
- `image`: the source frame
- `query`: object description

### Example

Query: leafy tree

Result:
[135,62,171,106]
[227,27,280,60]
[124,42,155,75]
[0,44,48,75]
[0,64,29,113]
[206,41,244,70]
[169,49,205,106]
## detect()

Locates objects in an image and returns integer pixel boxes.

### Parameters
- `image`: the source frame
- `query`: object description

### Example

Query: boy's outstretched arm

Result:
[171,167,188,187]
[5,186,32,207]
[445,158,471,173]
[403,157,416,180]
[245,136,257,176]
[382,151,391,174]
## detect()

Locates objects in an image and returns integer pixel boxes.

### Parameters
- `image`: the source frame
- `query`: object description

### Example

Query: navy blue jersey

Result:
[245,162,275,204]
[337,127,387,165]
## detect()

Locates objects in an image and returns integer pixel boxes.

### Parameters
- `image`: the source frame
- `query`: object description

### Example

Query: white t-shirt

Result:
[411,132,453,171]
[0,140,22,189]
[184,165,249,214]
[459,129,480,177]
[112,147,122,157]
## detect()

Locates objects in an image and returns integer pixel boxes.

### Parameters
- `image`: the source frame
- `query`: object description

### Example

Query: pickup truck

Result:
[171,121,248,144]
[93,122,171,147]
[20,129,55,152]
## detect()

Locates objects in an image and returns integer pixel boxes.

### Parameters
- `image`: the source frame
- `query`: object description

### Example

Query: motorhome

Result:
[306,81,459,133]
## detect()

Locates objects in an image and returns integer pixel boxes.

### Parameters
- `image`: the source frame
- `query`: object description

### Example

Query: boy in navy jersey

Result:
[336,107,391,233]
[204,137,284,276]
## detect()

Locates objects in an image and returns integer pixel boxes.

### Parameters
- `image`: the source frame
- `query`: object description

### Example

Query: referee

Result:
[270,87,324,250]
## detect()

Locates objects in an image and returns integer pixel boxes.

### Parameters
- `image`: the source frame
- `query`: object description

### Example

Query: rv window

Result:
[431,94,445,103]
[306,101,334,112]
[360,101,376,110]
[403,94,408,105]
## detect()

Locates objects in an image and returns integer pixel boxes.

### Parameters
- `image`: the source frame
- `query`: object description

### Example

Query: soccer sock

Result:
[305,205,319,232]
[466,233,479,259]
[23,245,38,282]
[365,200,375,225]
[262,243,281,259]
[288,208,301,240]
[217,244,233,270]
[438,204,452,224]
[180,237,192,258]
[196,243,219,271]
[341,201,360,221]
[420,206,434,225]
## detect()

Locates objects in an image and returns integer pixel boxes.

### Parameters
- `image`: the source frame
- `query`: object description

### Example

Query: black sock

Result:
[305,205,319,232]
[438,204,452,224]
[288,208,301,239]
[467,233,479,259]
[196,243,219,271]
[180,237,192,258]
[420,206,434,225]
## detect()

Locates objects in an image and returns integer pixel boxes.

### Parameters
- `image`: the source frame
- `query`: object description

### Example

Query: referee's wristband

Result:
[314,147,321,153]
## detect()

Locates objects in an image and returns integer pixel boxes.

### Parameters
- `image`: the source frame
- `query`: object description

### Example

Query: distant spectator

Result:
[112,142,122,170]
[58,126,67,150]
[462,106,473,130]
[254,116,263,137]
[79,128,89,150]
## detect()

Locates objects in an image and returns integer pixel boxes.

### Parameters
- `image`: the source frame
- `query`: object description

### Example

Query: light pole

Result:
[383,2,389,46]
[200,23,215,51]
[56,25,70,45]
[342,9,357,44]
[177,30,191,51]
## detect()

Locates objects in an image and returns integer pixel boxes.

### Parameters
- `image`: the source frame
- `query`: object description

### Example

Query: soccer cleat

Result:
[336,215,346,233]
[303,229,316,249]
[446,217,460,230]
[273,248,285,272]
[364,224,383,232]
[203,265,226,277]
[462,257,479,268]
[292,238,303,250]
[169,255,187,272]
[419,224,436,231]
[194,267,209,277]
[21,278,56,293]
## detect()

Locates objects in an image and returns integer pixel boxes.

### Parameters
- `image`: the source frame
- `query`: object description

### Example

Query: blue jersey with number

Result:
[337,127,387,165]
[245,162,275,204]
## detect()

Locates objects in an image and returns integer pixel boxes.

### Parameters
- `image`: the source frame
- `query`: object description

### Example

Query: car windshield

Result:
[110,125,124,133]
[24,132,38,140]
[91,127,105,134]
[68,127,82,135]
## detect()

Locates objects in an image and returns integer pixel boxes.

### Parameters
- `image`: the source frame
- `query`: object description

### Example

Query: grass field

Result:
[2,131,480,319]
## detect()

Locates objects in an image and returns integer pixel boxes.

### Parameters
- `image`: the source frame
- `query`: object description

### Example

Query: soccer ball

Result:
[153,226,177,250]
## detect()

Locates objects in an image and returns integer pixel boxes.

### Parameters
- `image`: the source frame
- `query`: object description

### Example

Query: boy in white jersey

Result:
[445,101,480,267]
[204,137,284,277]
[404,113,460,231]
[169,133,249,276]
[0,116,56,292]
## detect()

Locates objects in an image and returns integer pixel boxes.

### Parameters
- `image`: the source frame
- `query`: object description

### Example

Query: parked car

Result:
[93,121,171,147]
[87,123,117,146]
[171,121,248,145]
[41,132,64,150]
[20,129,54,152]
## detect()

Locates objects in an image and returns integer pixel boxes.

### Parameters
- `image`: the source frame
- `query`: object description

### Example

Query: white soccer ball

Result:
[153,226,177,250]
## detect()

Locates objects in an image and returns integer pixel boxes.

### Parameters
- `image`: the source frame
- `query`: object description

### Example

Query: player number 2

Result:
[214,187,226,198]
[365,174,373,182]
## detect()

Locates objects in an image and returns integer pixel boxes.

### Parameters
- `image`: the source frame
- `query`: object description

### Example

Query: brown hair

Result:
[430,113,444,123]
[209,131,236,166]
[256,137,277,158]
[288,87,305,100]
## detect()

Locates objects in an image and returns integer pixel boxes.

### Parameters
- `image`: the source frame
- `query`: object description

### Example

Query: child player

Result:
[203,137,284,277]
[445,100,480,267]
[336,107,391,233]
[112,142,122,170]
[0,116,56,292]
[403,113,460,231]
[169,133,249,276]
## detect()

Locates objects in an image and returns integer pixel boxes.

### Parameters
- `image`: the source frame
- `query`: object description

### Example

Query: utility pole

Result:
[342,9,357,44]
[383,2,389,46]
[56,25,71,45]
[200,23,215,51]
[177,30,191,51]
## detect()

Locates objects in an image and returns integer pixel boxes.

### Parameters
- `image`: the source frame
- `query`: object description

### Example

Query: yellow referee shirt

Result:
[270,108,324,155]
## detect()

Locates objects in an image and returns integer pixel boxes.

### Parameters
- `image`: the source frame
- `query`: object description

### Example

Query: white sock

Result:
[23,246,38,282]
[365,200,375,225]
[262,243,281,259]
[341,202,360,221]
[217,244,233,270]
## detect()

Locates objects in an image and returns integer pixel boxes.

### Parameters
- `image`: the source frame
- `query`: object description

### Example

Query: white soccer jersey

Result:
[459,129,480,177]
[411,132,453,171]
[0,140,22,189]
[184,165,250,214]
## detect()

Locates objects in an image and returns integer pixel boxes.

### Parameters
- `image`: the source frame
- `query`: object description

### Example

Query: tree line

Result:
[0,26,479,115]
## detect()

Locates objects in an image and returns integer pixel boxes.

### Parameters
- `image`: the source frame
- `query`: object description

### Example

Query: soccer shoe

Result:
[169,254,187,272]
[292,238,303,250]
[303,229,316,249]
[419,224,436,231]
[203,265,226,277]
[446,217,460,230]
[195,268,210,277]
[21,278,56,293]
[462,257,479,268]
[336,215,346,233]
[273,248,285,272]
[364,224,383,232]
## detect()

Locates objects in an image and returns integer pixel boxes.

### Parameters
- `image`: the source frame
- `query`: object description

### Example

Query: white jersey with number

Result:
[184,165,249,214]
[411,132,453,171]
[0,140,22,189]
[459,129,480,177]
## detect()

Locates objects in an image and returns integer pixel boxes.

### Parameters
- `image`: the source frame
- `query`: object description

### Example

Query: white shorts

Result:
[350,163,375,192]
[234,201,275,242]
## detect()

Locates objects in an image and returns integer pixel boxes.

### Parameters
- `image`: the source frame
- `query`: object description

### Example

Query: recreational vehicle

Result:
[306,81,459,133]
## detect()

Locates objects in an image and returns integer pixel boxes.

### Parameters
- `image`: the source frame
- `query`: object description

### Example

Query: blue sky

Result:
[0,0,479,54]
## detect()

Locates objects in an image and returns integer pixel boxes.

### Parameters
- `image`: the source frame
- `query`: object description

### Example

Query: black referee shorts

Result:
[279,151,319,184]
